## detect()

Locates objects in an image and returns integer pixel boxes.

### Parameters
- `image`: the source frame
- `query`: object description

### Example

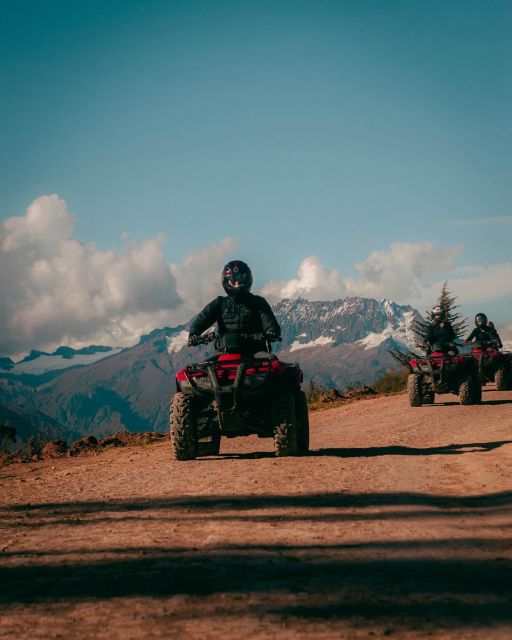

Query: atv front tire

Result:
[495,366,511,391]
[407,374,423,407]
[295,390,310,454]
[459,376,481,406]
[170,392,198,460]
[273,389,299,457]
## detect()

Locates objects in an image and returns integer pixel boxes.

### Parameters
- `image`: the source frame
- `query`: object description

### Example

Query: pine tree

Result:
[437,281,468,338]
[390,281,468,369]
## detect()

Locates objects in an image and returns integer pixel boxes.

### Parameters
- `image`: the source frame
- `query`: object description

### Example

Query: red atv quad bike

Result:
[407,344,482,407]
[469,343,512,391]
[169,332,310,460]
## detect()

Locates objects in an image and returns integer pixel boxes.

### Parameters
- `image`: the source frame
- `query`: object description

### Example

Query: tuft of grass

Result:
[306,369,408,413]
[373,369,409,394]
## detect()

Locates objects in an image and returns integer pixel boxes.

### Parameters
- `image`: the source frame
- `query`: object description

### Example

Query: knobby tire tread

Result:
[407,374,423,407]
[170,392,198,460]
[273,389,299,457]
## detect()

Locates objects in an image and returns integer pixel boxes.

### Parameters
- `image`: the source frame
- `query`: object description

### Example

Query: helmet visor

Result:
[222,262,253,292]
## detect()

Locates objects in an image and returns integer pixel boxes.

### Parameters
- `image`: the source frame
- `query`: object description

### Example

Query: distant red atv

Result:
[469,344,512,391]
[407,347,481,407]
[170,333,309,460]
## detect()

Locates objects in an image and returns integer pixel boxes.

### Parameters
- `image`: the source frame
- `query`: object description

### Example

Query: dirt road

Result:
[1,386,512,639]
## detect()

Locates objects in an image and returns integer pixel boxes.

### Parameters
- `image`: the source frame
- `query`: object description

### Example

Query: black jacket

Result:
[466,326,503,349]
[425,321,456,352]
[189,293,281,341]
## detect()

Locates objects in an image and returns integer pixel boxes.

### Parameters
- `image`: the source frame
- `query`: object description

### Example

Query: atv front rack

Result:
[182,355,279,432]
[411,354,474,385]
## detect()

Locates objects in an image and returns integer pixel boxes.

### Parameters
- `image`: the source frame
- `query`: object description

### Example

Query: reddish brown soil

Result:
[1,385,512,639]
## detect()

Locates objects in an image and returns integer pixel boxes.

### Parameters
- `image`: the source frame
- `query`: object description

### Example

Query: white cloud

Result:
[260,256,347,301]
[345,242,463,303]
[170,236,239,316]
[442,264,512,304]
[0,195,236,356]
[261,243,462,306]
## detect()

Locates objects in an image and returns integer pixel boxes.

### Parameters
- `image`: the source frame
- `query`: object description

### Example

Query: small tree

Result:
[412,281,467,350]
[390,281,468,368]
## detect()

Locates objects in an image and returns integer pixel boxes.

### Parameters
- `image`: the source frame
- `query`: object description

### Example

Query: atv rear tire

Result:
[459,376,480,406]
[407,374,423,407]
[273,389,299,457]
[295,390,310,454]
[495,366,510,391]
[170,392,198,460]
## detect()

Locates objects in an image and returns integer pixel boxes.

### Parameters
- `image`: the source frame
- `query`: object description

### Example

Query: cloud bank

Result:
[261,242,464,305]
[0,195,237,356]
[261,244,512,314]
[1,195,511,356]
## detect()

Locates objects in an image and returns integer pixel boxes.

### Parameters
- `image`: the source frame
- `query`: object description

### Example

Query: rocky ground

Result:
[1,385,512,639]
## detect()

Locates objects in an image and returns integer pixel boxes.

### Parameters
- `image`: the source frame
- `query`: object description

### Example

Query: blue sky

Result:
[0,0,511,353]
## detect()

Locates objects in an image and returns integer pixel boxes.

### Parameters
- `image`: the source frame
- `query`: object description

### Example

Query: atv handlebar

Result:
[188,332,216,347]
[463,339,501,348]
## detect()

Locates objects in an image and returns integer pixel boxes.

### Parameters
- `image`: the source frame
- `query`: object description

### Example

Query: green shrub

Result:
[304,379,328,403]
[373,369,409,394]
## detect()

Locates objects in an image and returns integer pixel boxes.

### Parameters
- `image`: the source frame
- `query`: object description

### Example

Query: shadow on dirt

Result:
[190,440,512,461]
[1,540,511,629]
[312,440,512,458]
[1,491,512,628]
[214,451,275,460]
[4,489,512,514]
[435,399,512,406]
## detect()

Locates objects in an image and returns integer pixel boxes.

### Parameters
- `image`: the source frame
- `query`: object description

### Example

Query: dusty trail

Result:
[1,385,512,639]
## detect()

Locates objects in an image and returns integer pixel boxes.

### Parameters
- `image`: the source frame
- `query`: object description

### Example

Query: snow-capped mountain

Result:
[273,297,419,353]
[0,345,124,377]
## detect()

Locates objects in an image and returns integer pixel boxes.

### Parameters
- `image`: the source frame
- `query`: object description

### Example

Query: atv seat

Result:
[200,351,276,364]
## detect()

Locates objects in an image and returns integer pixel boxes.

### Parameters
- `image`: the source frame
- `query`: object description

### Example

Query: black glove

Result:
[188,334,200,347]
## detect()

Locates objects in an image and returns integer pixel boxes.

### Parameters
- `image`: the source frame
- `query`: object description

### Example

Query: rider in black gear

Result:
[487,322,503,349]
[425,306,456,353]
[188,260,281,353]
[466,313,503,349]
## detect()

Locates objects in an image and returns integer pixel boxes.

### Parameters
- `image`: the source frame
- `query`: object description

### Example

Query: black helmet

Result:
[221,260,253,296]
[475,312,488,328]
[431,305,446,323]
